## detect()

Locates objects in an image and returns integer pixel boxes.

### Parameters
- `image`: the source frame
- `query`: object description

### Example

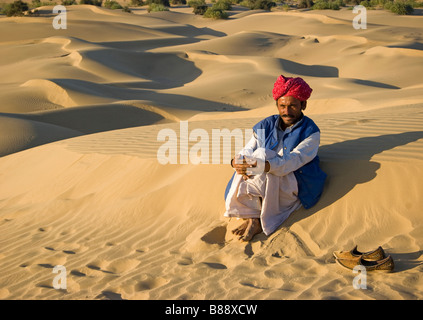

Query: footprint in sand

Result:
[38,226,53,232]
[200,225,227,246]
[201,262,227,270]
[86,259,140,274]
[38,263,55,269]
[1,218,12,226]
[96,290,125,300]
[86,260,113,274]
[31,226,53,240]
[59,228,76,236]
[105,259,140,274]
[134,275,169,292]
[177,257,194,266]
[43,246,75,255]
[70,269,86,277]
[43,242,88,255]
[36,280,55,289]
[36,254,67,269]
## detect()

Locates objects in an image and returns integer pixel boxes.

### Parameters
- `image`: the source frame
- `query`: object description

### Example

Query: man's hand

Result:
[232,155,257,180]
[231,154,271,180]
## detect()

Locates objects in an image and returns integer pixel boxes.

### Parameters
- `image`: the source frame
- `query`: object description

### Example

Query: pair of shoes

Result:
[336,255,395,273]
[333,245,394,272]
[333,245,385,261]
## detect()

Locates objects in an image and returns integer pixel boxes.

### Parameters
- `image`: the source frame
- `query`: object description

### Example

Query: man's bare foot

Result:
[232,220,249,236]
[239,218,262,242]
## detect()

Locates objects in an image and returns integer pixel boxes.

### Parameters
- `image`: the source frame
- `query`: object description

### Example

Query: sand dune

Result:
[0,5,422,300]
[0,114,82,157]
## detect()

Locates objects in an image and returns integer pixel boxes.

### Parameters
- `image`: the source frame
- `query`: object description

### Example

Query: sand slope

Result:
[0,5,423,300]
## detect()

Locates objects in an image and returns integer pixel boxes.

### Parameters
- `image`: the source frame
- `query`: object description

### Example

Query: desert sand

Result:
[0,4,423,300]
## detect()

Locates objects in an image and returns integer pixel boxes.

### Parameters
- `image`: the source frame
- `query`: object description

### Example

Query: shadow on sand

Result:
[283,130,423,228]
[252,131,423,268]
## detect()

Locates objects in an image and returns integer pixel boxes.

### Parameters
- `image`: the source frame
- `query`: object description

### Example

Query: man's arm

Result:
[238,133,257,157]
[267,132,320,177]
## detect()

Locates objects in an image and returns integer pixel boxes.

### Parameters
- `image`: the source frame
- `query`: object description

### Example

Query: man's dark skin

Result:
[231,96,307,241]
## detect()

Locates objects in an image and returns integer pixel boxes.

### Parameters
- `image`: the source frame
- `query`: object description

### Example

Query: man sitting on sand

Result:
[224,75,327,241]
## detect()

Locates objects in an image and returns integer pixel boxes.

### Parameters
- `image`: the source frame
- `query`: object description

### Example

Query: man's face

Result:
[276,96,306,129]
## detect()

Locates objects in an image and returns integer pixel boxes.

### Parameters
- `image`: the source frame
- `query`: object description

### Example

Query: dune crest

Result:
[21,79,76,107]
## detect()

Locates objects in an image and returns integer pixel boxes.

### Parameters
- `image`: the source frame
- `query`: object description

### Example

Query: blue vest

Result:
[225,115,326,209]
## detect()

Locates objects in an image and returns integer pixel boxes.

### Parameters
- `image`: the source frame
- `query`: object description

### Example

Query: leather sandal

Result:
[335,255,394,272]
[333,245,385,261]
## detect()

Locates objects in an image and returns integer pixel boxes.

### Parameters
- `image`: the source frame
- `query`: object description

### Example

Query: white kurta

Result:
[224,120,320,236]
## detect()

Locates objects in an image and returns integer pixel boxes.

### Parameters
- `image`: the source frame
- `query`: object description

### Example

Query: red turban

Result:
[272,75,312,101]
